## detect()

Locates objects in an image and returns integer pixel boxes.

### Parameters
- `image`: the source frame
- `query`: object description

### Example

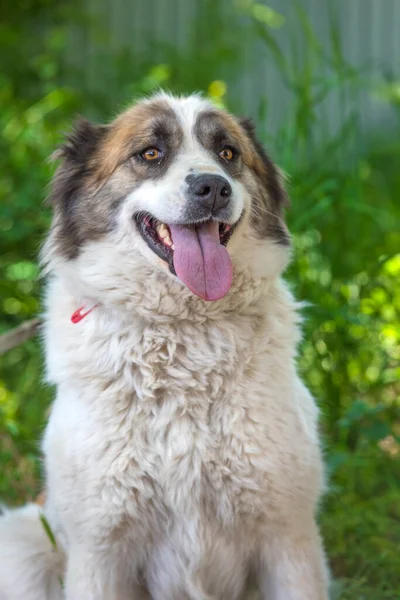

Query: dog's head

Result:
[44,93,290,306]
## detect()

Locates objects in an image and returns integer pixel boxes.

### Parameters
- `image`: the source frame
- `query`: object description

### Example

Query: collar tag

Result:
[71,303,98,324]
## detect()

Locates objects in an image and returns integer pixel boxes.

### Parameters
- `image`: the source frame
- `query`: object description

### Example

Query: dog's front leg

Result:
[64,545,138,600]
[258,519,329,600]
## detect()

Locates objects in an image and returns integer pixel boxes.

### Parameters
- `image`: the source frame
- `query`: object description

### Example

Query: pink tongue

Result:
[169,221,233,301]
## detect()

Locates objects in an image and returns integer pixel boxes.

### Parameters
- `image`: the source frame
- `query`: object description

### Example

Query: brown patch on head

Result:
[47,97,184,260]
[91,98,183,181]
[195,108,290,244]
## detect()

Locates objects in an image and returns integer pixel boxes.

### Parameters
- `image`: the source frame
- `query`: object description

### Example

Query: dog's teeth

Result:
[171,243,175,250]
[154,221,174,249]
[156,222,173,248]
[157,223,169,237]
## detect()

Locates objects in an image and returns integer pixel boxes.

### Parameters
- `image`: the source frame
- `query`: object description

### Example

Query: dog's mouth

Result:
[134,213,239,301]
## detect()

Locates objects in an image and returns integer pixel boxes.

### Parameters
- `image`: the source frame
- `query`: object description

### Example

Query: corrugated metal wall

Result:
[66,0,400,137]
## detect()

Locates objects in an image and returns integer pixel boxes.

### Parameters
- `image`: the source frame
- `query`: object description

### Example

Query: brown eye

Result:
[219,148,234,161]
[141,148,162,161]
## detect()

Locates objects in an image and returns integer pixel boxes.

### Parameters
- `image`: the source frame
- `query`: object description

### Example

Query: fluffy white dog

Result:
[0,93,329,600]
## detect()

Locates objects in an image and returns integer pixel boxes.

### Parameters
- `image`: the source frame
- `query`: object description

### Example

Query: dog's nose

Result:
[188,174,232,211]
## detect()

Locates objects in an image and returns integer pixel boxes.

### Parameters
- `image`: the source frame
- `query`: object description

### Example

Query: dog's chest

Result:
[109,317,273,524]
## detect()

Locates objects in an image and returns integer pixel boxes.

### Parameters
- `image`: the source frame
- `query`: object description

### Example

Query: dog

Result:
[0,92,329,600]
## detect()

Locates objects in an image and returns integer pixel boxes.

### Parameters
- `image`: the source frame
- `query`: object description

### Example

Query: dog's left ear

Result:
[239,117,290,243]
[239,117,289,211]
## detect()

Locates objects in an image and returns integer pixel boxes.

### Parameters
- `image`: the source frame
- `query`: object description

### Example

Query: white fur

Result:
[0,504,64,600]
[0,95,329,600]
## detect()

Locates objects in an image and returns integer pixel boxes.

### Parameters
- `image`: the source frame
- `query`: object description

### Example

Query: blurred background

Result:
[0,0,399,598]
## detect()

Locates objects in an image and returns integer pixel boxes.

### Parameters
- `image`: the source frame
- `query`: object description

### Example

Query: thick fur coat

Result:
[0,93,329,600]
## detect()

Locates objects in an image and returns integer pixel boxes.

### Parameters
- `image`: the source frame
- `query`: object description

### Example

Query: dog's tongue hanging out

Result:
[169,221,233,301]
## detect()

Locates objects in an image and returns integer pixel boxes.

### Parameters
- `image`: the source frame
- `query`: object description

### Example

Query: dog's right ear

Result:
[45,118,110,260]
[47,118,108,212]
[51,118,108,165]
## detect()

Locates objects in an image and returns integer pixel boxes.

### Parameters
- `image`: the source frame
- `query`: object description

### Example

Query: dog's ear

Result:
[44,119,111,261]
[239,117,289,210]
[51,118,108,164]
[239,117,290,243]
[48,118,108,208]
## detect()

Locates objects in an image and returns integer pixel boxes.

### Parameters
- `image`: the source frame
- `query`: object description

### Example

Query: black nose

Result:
[188,174,232,211]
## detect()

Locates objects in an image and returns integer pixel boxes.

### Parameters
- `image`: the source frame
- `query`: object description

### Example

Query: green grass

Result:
[323,448,400,599]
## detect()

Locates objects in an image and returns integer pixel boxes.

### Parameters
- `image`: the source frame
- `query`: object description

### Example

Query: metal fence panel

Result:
[66,0,400,135]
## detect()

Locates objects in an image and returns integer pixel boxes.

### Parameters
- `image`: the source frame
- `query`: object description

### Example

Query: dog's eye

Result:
[141,148,162,161]
[218,148,234,161]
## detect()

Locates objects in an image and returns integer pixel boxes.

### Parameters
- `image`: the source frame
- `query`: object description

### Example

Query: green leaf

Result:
[39,513,58,551]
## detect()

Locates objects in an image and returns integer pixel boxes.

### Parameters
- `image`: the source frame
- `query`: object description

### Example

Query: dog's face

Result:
[46,93,290,303]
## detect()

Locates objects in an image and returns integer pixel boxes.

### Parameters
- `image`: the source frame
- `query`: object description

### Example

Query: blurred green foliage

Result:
[0,1,399,598]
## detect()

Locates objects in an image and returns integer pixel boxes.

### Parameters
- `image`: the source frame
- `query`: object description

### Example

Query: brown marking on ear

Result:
[225,116,267,177]
[239,117,289,209]
[238,117,290,243]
